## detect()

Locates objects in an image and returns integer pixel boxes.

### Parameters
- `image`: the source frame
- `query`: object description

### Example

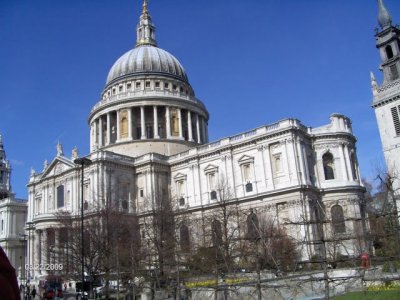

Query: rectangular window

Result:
[391,106,400,136]
[145,81,151,88]
[136,81,141,89]
[140,189,144,198]
[155,81,160,88]
[164,82,169,89]
[57,185,64,208]
[127,83,132,90]
[119,85,123,92]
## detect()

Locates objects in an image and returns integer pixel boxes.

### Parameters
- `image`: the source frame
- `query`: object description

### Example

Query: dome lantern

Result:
[136,0,157,47]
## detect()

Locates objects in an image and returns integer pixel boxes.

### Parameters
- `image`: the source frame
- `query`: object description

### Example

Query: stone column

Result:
[343,144,351,180]
[140,106,146,139]
[166,106,171,138]
[339,144,348,181]
[196,114,201,143]
[205,121,209,143]
[106,113,111,145]
[54,229,60,266]
[201,117,207,144]
[301,143,311,184]
[41,230,47,269]
[333,144,347,180]
[99,117,103,147]
[35,230,41,276]
[264,145,275,190]
[116,110,121,141]
[178,108,183,139]
[296,140,307,184]
[93,121,98,148]
[187,111,193,141]
[128,108,133,139]
[153,106,160,138]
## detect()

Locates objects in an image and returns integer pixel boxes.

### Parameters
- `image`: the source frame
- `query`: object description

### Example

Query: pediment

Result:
[41,157,75,179]
[204,164,218,174]
[173,172,187,180]
[238,155,254,164]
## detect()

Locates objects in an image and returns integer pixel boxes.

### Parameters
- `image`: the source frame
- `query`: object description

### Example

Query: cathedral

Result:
[26,1,367,282]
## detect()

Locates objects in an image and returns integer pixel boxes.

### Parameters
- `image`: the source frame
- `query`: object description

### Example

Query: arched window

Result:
[212,220,222,247]
[386,45,394,59]
[57,185,64,208]
[322,152,335,180]
[246,211,259,241]
[180,224,190,252]
[350,153,358,180]
[331,205,346,234]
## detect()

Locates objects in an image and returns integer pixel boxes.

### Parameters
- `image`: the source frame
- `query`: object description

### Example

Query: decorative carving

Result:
[314,143,339,150]
[286,138,294,144]
[55,164,64,174]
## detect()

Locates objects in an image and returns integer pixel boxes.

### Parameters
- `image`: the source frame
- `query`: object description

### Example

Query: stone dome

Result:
[106,45,189,85]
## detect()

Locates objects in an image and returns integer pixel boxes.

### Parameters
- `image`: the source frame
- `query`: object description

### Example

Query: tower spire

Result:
[136,0,157,47]
[142,0,148,15]
[377,0,392,29]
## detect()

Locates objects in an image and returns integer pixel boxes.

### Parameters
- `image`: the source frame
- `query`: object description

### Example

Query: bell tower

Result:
[0,134,11,200]
[372,0,400,192]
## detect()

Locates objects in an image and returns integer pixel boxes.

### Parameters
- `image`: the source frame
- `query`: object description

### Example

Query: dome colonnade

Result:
[88,0,209,156]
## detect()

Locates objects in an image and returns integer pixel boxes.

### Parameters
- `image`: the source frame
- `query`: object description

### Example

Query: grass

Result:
[332,290,400,300]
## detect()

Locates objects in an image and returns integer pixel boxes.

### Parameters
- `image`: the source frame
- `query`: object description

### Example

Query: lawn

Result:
[333,290,400,300]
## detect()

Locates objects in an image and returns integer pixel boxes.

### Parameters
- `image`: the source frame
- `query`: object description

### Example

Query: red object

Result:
[0,246,21,300]
[361,252,370,268]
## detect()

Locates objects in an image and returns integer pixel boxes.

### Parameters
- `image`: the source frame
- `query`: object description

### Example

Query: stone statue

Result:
[56,141,64,156]
[72,147,79,160]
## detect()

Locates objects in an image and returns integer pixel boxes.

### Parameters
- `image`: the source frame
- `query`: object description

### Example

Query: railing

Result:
[91,89,207,112]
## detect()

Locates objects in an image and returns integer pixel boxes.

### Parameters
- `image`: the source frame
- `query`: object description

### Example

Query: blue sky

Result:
[0,0,396,199]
